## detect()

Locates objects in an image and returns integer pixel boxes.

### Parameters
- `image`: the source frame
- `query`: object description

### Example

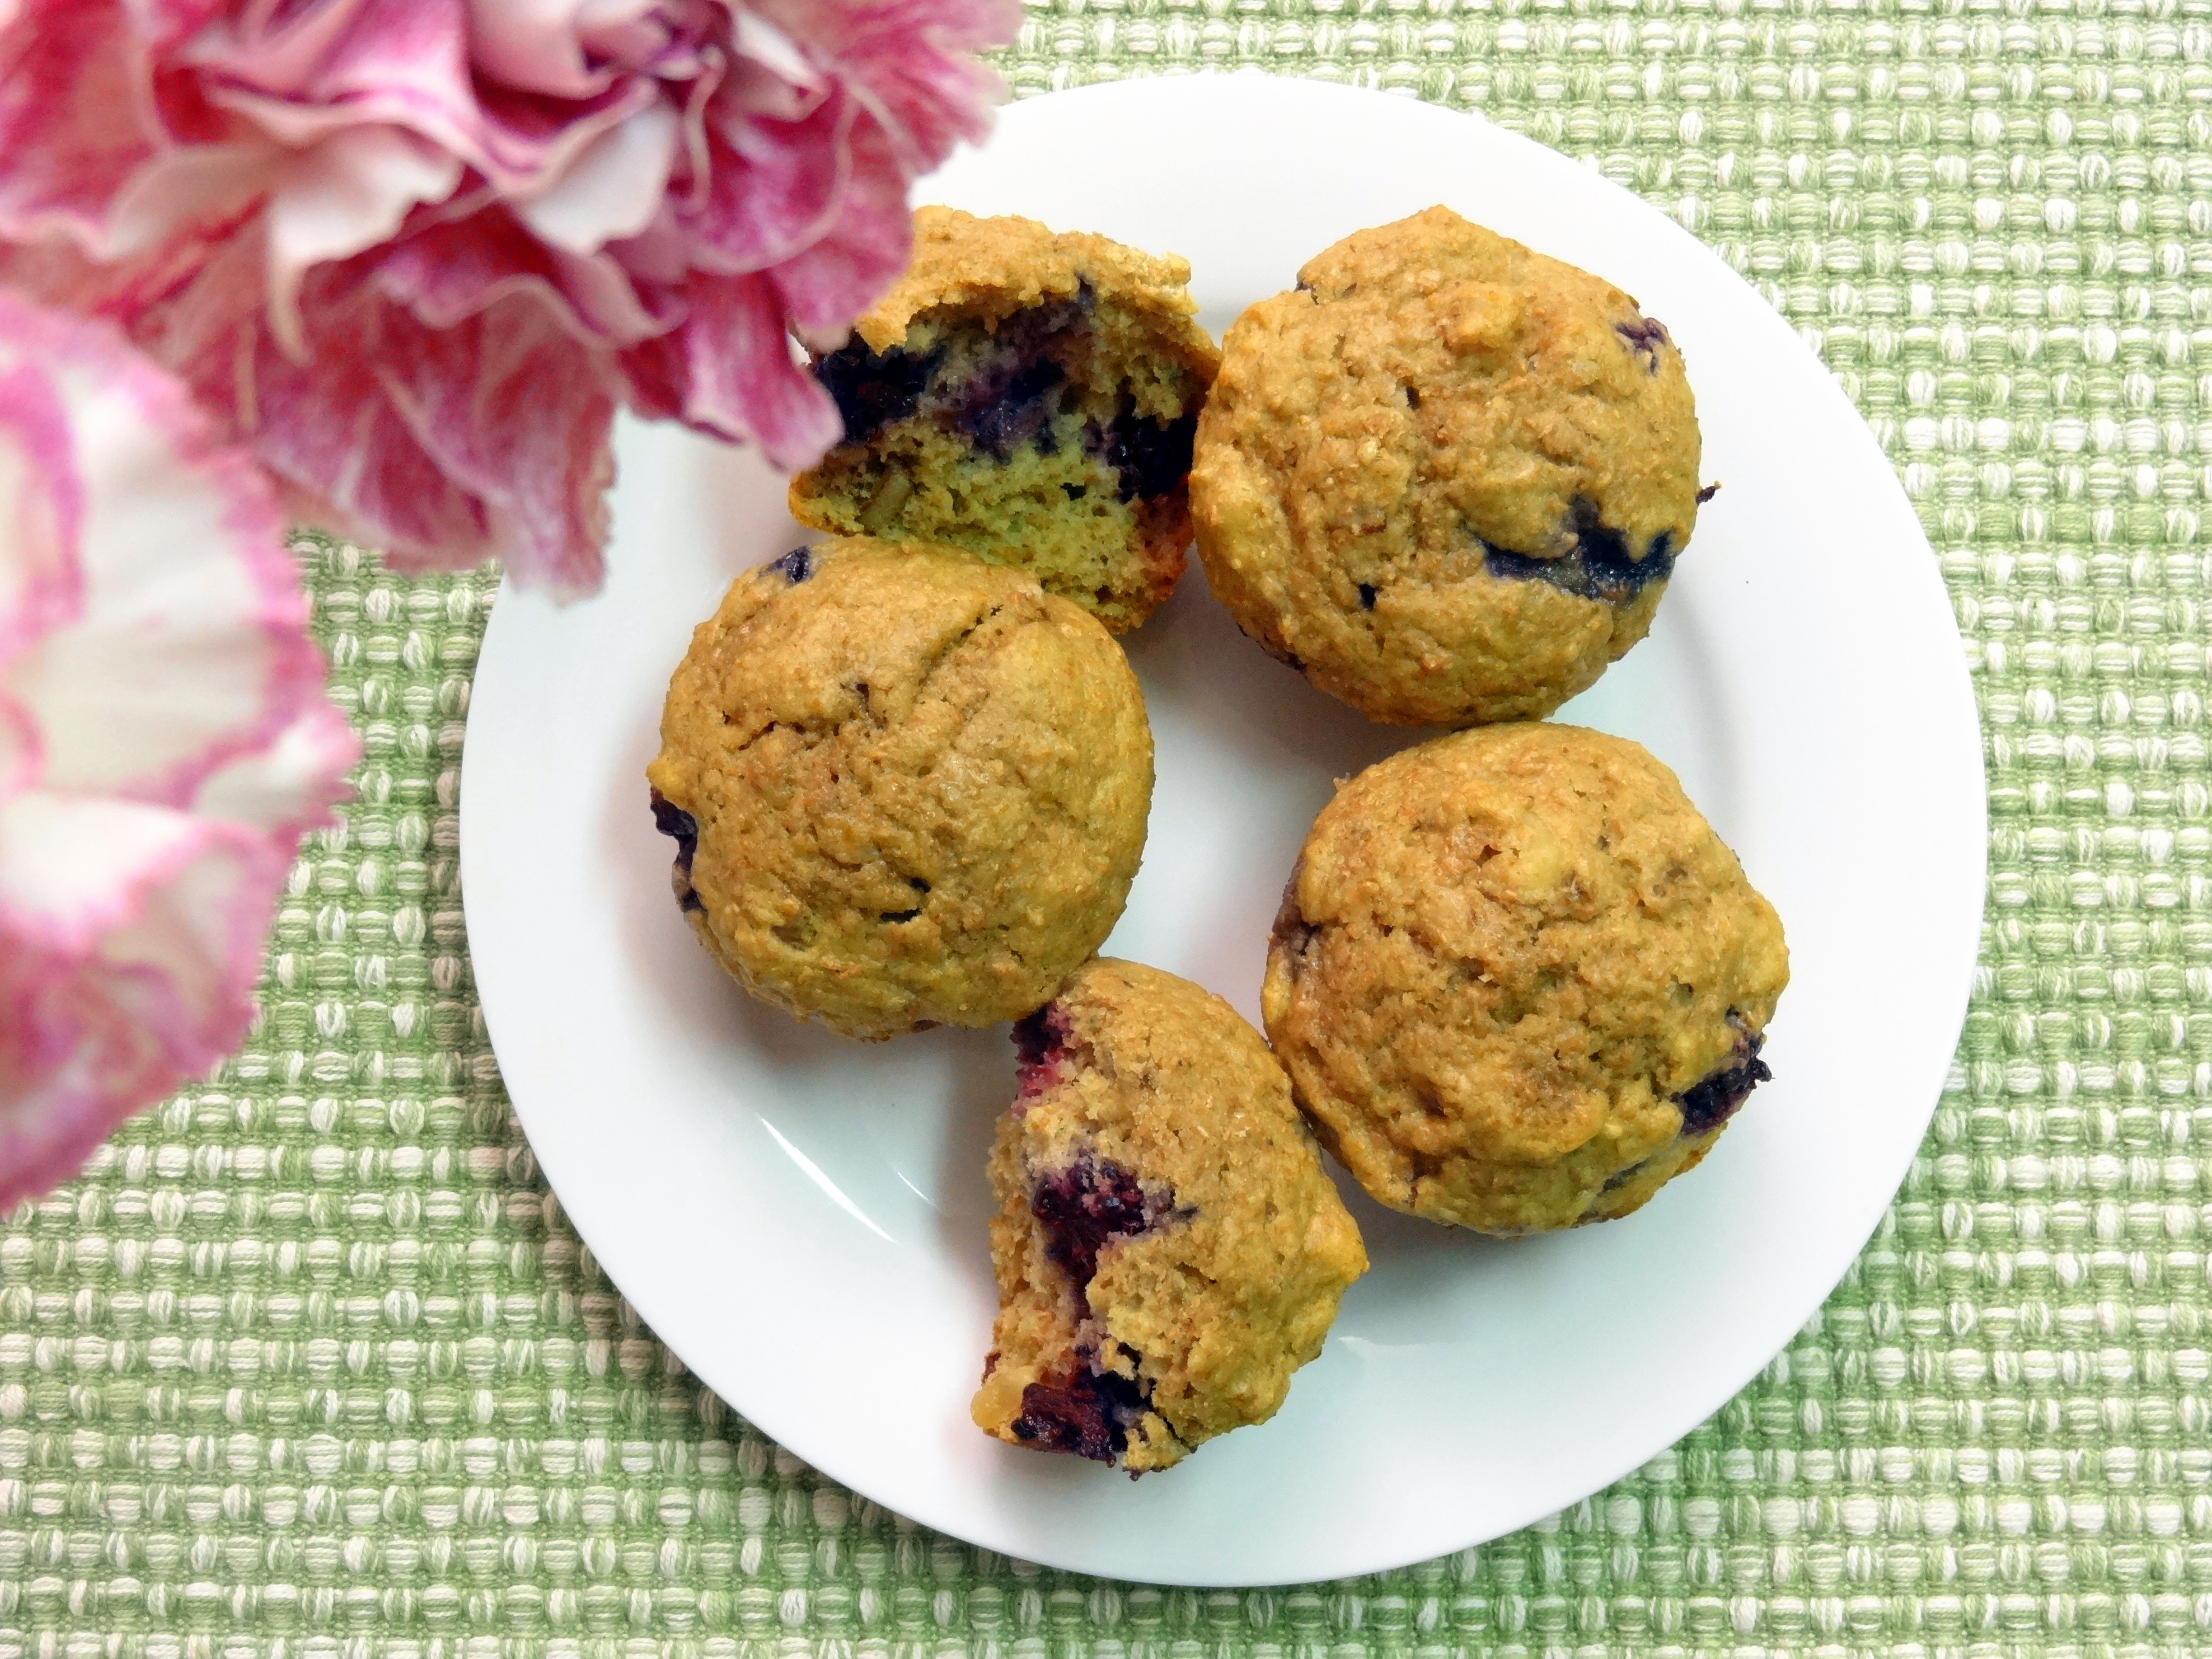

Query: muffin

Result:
[1191,206,1706,725]
[646,539,1153,1039]
[1263,723,1787,1233]
[789,207,1221,633]
[972,959,1368,1472]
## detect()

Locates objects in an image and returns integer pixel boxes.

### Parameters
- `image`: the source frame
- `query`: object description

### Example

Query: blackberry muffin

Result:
[972,959,1367,1472]
[1191,206,1705,726]
[788,207,1220,633]
[1263,723,1787,1233]
[646,539,1153,1040]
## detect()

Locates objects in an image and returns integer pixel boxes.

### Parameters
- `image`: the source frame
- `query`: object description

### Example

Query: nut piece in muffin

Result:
[1264,724,1787,1233]
[789,207,1220,633]
[1191,206,1705,725]
[646,539,1153,1040]
[972,958,1368,1472]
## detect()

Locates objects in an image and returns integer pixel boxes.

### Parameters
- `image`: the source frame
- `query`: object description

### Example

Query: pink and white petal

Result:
[191,699,358,841]
[0,0,163,248]
[0,791,222,951]
[197,0,666,200]
[764,112,914,336]
[130,0,231,50]
[262,126,463,357]
[466,0,697,98]
[186,0,374,93]
[0,797,285,1212]
[604,203,692,286]
[764,0,1014,167]
[513,99,678,255]
[461,75,663,194]
[625,272,840,470]
[0,346,86,659]
[727,8,819,90]
[718,7,826,122]
[0,291,331,811]
[0,695,39,802]
[245,323,502,567]
[374,206,676,345]
[661,34,727,212]
[685,89,847,276]
[190,0,493,173]
[366,295,619,596]
[101,140,284,260]
[109,229,491,566]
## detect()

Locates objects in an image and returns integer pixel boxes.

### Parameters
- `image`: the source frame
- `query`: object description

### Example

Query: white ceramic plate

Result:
[459,74,1985,1586]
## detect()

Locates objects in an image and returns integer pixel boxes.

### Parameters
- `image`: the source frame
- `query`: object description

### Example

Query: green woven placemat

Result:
[6,6,2208,1651]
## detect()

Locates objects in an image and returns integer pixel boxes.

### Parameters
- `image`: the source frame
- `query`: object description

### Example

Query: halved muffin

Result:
[790,208,1220,633]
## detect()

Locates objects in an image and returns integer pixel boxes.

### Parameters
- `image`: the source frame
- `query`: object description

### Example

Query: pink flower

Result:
[0,289,357,1210]
[0,0,1017,598]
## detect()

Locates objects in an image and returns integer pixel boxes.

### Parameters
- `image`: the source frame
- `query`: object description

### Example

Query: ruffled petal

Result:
[207,264,618,595]
[621,270,838,469]
[685,80,848,276]
[513,100,679,255]
[262,124,463,356]
[101,141,285,261]
[763,0,1014,167]
[377,205,677,343]
[468,0,702,98]
[0,347,84,659]
[0,794,282,1213]
[191,698,359,841]
[0,290,329,809]
[0,0,163,249]
[764,107,913,337]
[188,0,489,171]
[0,291,355,1208]
[243,309,504,565]
[365,292,619,595]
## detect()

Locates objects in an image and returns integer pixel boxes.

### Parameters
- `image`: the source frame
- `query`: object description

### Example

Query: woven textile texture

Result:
[5,5,2211,1652]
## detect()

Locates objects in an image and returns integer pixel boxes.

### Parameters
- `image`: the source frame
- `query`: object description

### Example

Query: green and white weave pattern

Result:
[5,3,2212,1650]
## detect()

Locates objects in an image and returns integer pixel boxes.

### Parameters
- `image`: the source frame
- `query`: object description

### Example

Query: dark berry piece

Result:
[1673,1015,1771,1138]
[1481,544,1552,586]
[1012,1003,1076,1103]
[1481,496,1676,607]
[1696,481,1720,505]
[954,356,1066,458]
[649,789,704,915]
[1062,483,1087,501]
[878,875,930,925]
[1030,1152,1158,1291]
[1011,1364,1151,1464]
[1357,582,1378,610]
[813,341,943,444]
[765,545,814,584]
[1013,1002,1065,1071]
[1101,402,1198,502]
[1615,314,1672,373]
[938,296,1089,459]
[1565,496,1643,597]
